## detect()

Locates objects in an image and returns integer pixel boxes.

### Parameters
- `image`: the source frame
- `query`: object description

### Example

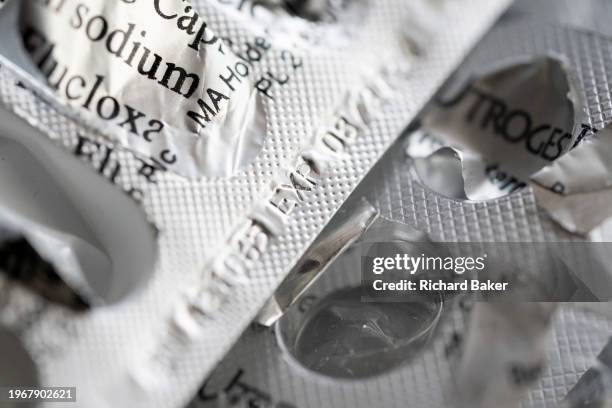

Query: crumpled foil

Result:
[186,1,612,407]
[0,0,510,407]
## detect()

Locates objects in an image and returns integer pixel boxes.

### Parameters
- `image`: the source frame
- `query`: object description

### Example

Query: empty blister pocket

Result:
[277,286,442,380]
[406,56,583,201]
[275,219,444,381]
[0,105,157,305]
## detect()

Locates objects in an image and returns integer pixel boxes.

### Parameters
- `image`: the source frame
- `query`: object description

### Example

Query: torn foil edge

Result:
[4,0,267,178]
[407,54,612,236]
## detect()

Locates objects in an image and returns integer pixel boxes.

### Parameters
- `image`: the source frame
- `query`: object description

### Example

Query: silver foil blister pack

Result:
[0,0,511,407]
[187,2,612,407]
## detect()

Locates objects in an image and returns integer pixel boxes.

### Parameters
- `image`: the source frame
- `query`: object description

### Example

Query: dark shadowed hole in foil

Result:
[277,0,368,24]
[0,237,90,311]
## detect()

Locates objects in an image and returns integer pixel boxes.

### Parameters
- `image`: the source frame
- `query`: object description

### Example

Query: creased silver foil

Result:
[407,55,583,198]
[532,126,612,235]
[0,0,511,407]
[256,199,378,326]
[186,2,612,407]
[19,0,266,178]
[407,47,612,235]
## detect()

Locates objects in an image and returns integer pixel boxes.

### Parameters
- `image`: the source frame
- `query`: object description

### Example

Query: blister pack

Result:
[185,1,612,407]
[0,0,511,407]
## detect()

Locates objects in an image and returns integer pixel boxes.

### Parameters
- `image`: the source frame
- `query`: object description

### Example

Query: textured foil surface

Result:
[186,1,612,407]
[0,0,510,407]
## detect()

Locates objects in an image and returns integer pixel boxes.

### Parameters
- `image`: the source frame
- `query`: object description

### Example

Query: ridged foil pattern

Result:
[0,0,510,407]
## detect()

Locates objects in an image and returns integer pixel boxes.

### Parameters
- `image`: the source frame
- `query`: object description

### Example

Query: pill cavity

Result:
[407,56,582,201]
[279,286,441,379]
[0,106,157,305]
